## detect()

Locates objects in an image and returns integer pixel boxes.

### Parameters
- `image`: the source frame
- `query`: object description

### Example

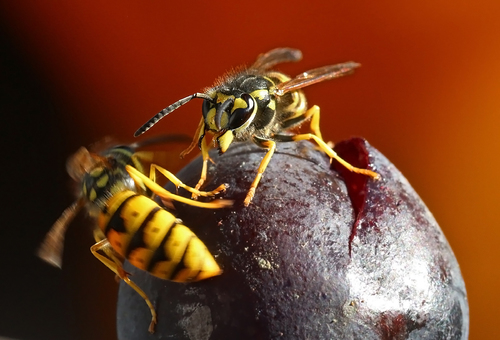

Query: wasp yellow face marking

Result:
[204,107,217,129]
[215,93,234,104]
[219,112,230,130]
[205,104,230,131]
[217,130,235,153]
[233,97,247,110]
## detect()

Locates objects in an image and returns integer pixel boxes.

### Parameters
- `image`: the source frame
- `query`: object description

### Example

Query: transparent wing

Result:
[66,147,104,182]
[274,62,361,96]
[36,199,84,268]
[250,47,303,71]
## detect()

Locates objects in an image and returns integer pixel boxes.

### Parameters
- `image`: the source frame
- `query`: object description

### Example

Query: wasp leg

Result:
[93,228,106,242]
[149,164,226,197]
[282,105,323,141]
[93,229,123,283]
[126,165,233,209]
[305,105,323,141]
[305,106,335,152]
[275,133,381,180]
[130,153,150,172]
[180,117,205,159]
[192,135,211,200]
[245,136,277,206]
[91,239,157,333]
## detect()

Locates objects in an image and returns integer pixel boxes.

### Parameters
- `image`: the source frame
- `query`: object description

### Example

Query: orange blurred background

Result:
[0,1,498,339]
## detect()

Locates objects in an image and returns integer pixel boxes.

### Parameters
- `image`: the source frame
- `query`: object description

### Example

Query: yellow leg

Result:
[305,105,323,141]
[91,239,157,333]
[126,165,233,209]
[244,138,276,206]
[180,117,205,159]
[293,133,381,179]
[130,153,150,174]
[93,228,106,242]
[149,164,226,198]
[192,136,211,200]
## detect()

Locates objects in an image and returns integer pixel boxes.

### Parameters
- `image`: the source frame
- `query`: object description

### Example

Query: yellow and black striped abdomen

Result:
[98,190,221,282]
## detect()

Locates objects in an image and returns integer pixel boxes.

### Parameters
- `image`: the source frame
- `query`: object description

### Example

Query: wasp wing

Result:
[65,146,106,182]
[250,47,303,71]
[273,62,361,96]
[37,199,84,268]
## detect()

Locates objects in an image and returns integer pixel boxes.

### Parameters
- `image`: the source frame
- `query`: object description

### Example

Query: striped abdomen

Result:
[97,190,221,282]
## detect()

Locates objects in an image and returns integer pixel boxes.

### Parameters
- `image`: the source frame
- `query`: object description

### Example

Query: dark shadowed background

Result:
[0,1,498,339]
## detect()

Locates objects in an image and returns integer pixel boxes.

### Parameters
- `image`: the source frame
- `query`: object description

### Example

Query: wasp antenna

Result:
[134,93,213,137]
[215,97,234,130]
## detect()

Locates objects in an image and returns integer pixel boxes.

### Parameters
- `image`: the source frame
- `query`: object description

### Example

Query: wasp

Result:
[37,135,233,333]
[135,48,380,206]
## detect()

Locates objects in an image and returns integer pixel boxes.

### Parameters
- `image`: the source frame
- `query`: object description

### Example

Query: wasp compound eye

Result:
[228,93,255,130]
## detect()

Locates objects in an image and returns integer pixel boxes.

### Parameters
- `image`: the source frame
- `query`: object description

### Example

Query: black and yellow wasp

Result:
[37,135,232,333]
[135,47,380,206]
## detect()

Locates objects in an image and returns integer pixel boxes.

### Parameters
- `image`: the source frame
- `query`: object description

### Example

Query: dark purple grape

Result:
[117,138,468,340]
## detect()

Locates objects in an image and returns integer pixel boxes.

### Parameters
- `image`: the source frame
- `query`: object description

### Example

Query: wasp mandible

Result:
[135,48,380,206]
[37,135,233,333]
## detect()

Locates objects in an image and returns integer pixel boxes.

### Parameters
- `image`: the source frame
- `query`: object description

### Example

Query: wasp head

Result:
[202,92,257,154]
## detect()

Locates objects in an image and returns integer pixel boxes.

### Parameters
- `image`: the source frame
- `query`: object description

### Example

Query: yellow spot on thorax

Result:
[249,89,268,101]
[268,99,276,111]
[96,173,109,188]
[89,188,97,201]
